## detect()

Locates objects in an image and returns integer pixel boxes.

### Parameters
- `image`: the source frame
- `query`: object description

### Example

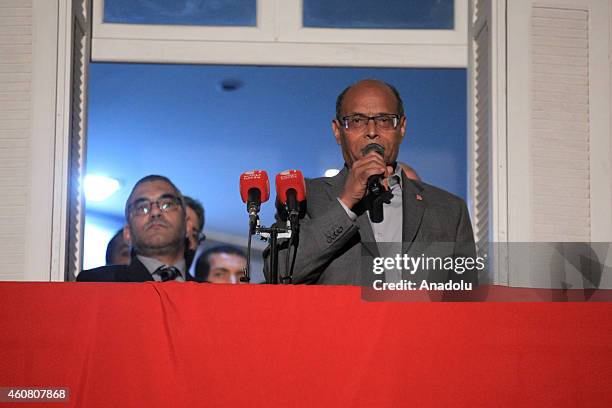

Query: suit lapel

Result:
[356,215,378,257]
[125,258,154,282]
[401,171,426,253]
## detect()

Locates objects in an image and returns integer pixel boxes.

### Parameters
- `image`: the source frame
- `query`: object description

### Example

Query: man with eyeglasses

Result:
[265,79,476,285]
[77,175,196,282]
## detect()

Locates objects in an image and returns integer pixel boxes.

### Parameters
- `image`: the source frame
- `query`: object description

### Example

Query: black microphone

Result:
[362,143,385,196]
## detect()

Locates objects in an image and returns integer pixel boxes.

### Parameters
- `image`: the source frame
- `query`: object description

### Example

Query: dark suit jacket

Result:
[77,257,196,282]
[264,167,477,285]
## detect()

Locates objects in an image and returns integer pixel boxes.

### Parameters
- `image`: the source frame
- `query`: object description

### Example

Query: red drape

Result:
[0,283,611,407]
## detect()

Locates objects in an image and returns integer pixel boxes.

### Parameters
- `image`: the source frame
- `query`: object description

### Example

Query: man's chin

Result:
[136,238,182,254]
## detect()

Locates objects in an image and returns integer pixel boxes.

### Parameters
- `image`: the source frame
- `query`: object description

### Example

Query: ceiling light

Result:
[84,174,121,202]
[324,168,340,177]
[219,78,243,92]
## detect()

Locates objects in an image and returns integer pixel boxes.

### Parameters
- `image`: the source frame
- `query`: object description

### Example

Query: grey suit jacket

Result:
[264,167,476,285]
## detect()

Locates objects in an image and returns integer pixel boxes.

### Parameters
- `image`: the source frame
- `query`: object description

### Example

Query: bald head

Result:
[335,79,404,120]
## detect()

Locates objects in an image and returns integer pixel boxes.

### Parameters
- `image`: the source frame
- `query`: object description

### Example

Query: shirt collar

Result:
[387,162,403,190]
[136,255,186,279]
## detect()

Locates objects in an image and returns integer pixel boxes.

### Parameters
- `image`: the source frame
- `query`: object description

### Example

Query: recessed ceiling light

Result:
[84,174,121,202]
[219,79,243,92]
[324,168,340,177]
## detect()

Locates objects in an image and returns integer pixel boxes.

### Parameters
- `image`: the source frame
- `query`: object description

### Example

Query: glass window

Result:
[85,63,466,269]
[103,0,257,27]
[303,0,454,29]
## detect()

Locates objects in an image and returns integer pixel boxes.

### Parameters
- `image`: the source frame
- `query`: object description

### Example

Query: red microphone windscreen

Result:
[275,170,306,204]
[240,170,270,203]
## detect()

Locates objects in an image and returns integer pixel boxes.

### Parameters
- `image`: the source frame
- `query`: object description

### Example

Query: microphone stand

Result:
[257,223,291,284]
[243,209,293,284]
[242,223,254,283]
[242,205,260,283]
[284,209,299,284]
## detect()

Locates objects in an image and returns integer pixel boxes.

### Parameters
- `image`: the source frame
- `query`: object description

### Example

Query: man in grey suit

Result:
[266,79,476,286]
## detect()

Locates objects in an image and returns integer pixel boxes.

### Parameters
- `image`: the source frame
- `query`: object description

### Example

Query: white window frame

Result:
[91,0,468,67]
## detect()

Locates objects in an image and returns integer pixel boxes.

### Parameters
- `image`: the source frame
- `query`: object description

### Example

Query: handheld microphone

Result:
[275,170,306,230]
[363,143,385,196]
[240,170,270,234]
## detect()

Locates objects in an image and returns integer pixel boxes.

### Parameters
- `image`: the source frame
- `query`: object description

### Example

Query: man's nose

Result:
[149,202,163,217]
[366,118,378,138]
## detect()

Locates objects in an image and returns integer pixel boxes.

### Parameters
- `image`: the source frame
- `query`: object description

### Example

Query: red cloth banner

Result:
[0,283,611,407]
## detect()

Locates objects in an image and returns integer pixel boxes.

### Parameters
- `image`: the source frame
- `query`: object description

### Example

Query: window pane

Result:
[85,63,466,276]
[86,63,466,246]
[303,0,454,29]
[104,0,256,27]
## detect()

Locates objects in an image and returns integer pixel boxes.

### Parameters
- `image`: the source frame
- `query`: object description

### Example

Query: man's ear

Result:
[184,213,190,238]
[399,114,407,140]
[123,225,131,246]
[332,119,342,146]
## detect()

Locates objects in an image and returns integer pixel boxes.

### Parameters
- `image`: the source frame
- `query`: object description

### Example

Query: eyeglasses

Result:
[128,195,181,217]
[340,114,400,131]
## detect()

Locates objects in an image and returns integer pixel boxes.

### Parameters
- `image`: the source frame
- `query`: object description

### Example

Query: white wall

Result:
[472,0,612,288]
[0,0,60,281]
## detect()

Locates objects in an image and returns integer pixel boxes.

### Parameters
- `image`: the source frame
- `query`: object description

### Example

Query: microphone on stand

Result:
[239,170,270,284]
[275,170,306,284]
[275,170,306,233]
[239,170,270,235]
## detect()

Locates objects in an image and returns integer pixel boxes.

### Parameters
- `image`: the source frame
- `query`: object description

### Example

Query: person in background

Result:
[78,175,195,282]
[105,228,131,266]
[195,245,247,284]
[183,195,205,275]
[184,196,205,252]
